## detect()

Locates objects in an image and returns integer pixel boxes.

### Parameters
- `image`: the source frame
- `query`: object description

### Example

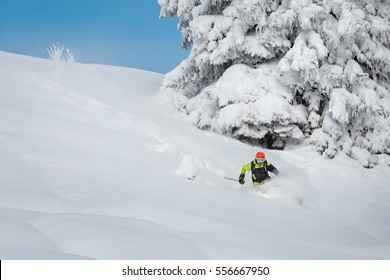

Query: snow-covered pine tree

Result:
[158,0,390,167]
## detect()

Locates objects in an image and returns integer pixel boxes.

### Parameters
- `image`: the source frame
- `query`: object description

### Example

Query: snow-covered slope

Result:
[1,51,389,259]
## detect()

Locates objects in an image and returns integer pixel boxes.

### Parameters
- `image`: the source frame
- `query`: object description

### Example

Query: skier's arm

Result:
[267,162,279,175]
[240,162,252,174]
[239,162,252,184]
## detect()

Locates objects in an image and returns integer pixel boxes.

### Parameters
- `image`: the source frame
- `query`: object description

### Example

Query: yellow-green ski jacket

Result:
[240,159,278,185]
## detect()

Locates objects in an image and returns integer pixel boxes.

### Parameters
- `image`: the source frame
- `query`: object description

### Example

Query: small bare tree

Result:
[65,48,75,63]
[47,42,76,62]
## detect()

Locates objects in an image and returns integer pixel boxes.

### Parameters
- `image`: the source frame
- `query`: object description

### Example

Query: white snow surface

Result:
[1,51,390,260]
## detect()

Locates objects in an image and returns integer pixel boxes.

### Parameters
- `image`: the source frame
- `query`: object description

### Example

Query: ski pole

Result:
[224,176,239,182]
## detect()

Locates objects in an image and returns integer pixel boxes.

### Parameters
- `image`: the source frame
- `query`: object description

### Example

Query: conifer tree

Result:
[158,0,390,167]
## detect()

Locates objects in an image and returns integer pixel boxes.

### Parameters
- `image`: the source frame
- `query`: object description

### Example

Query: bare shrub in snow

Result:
[159,0,390,167]
[47,42,76,63]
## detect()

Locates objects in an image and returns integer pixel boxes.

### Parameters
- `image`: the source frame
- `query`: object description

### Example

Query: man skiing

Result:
[239,151,279,186]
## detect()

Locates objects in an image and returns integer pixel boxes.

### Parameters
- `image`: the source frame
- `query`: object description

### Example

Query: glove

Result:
[239,174,245,185]
[273,169,279,175]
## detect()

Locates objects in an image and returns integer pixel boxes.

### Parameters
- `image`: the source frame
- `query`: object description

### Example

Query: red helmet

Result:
[256,151,265,159]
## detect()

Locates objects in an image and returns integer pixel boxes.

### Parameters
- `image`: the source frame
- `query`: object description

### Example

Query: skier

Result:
[239,151,279,186]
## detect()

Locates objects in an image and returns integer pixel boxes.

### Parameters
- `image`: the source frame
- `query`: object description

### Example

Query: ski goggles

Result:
[256,158,265,163]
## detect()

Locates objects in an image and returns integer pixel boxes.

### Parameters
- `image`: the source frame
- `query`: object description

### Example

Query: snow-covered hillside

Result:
[1,51,389,259]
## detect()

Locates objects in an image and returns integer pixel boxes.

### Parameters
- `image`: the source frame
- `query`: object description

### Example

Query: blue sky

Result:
[0,0,189,73]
